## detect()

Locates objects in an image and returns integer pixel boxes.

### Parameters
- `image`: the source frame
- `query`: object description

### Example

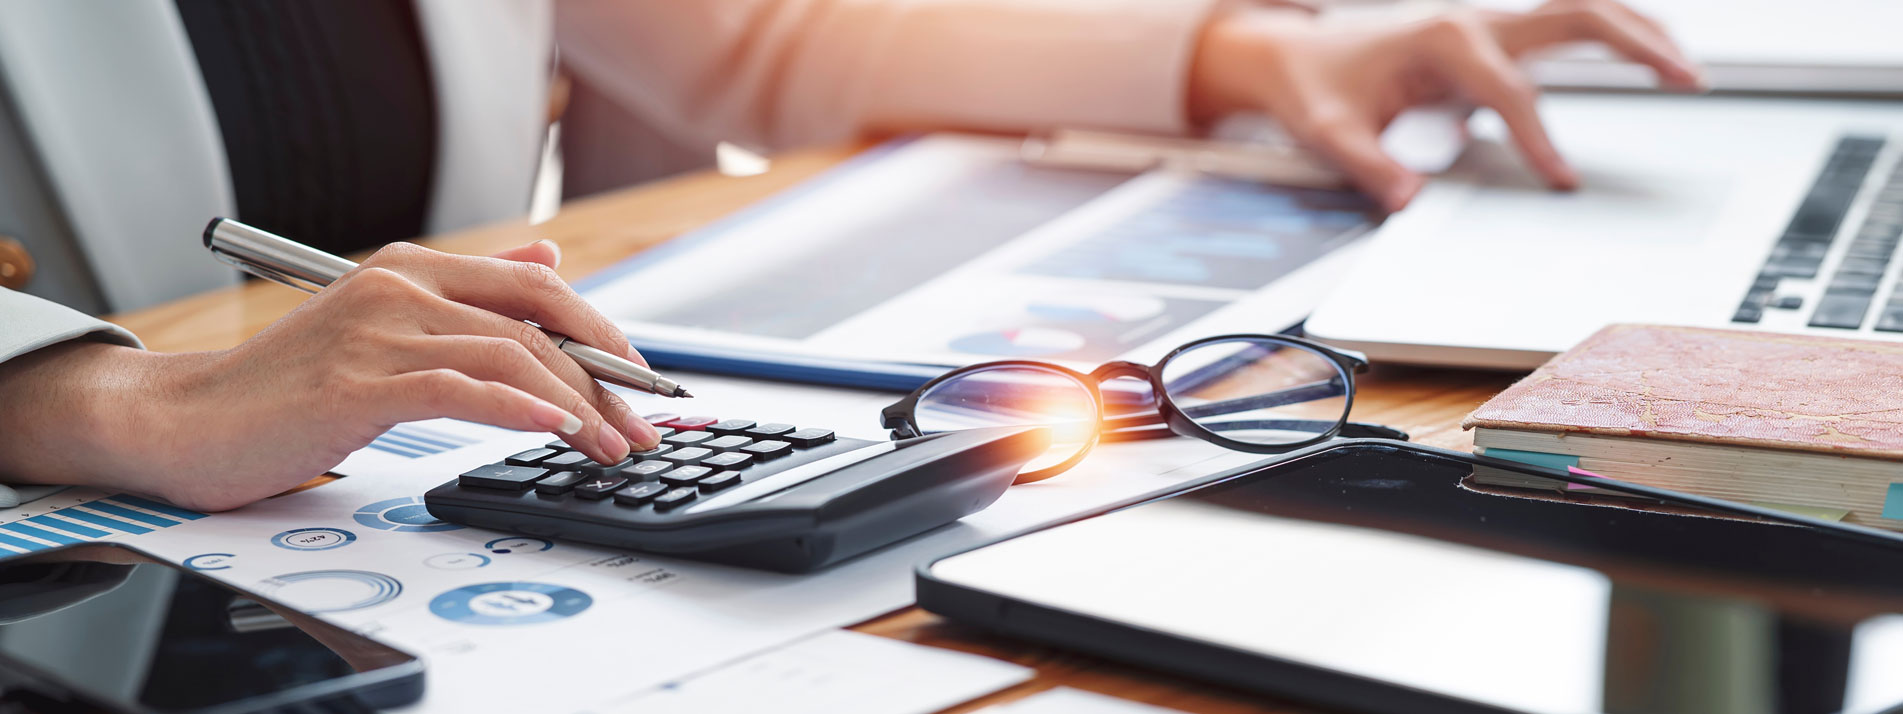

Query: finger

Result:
[490,239,562,269]
[361,243,645,368]
[1495,3,1704,90]
[1427,19,1578,189]
[422,302,659,450]
[1283,103,1424,212]
[376,369,584,438]
[397,334,636,463]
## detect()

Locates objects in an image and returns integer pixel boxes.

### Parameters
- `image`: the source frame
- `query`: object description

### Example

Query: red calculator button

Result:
[670,416,720,431]
[644,413,683,427]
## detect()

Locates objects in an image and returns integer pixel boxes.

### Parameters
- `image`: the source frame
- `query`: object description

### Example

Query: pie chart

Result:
[1024,294,1165,324]
[948,327,1087,357]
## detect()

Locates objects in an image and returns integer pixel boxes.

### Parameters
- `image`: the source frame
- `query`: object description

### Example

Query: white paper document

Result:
[112,371,1261,713]
[588,629,1032,714]
[579,134,1375,373]
[977,688,1190,714]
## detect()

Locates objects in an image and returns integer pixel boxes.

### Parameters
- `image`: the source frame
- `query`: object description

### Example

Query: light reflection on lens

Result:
[1159,338,1349,446]
[914,366,1100,474]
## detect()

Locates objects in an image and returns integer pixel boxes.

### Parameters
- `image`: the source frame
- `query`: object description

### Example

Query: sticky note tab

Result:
[1883,484,1903,520]
[1563,467,1612,491]
[1753,501,1851,522]
[1480,448,1580,470]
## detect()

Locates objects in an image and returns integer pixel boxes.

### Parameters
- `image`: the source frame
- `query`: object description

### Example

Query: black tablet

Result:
[918,440,1903,714]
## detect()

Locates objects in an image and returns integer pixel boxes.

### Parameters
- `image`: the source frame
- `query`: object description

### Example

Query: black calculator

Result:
[423,415,1048,572]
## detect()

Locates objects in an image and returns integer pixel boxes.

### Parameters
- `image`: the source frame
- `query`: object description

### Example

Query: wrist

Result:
[0,341,209,496]
[1188,6,1288,126]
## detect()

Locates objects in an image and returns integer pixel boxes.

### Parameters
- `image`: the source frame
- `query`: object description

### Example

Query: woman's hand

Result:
[0,240,662,512]
[1188,0,1704,211]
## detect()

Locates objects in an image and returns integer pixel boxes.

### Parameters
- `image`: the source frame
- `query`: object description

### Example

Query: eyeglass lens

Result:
[1157,337,1351,447]
[912,365,1099,475]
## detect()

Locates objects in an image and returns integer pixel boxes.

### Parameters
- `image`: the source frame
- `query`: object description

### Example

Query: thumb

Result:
[489,239,562,268]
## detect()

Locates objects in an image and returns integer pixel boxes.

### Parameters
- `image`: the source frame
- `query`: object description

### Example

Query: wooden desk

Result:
[108,147,1522,714]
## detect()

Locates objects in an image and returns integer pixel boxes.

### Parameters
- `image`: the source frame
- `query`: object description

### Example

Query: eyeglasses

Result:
[880,333,1406,484]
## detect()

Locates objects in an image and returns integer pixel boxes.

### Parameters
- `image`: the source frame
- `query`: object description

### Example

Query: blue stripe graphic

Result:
[60,509,152,535]
[108,495,206,521]
[0,523,80,545]
[386,428,467,451]
[0,532,50,552]
[28,515,109,538]
[84,503,180,528]
[366,440,429,458]
[376,433,450,455]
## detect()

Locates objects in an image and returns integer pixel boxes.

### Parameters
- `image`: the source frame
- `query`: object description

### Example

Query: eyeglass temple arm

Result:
[1100,419,1408,444]
[1099,377,1345,432]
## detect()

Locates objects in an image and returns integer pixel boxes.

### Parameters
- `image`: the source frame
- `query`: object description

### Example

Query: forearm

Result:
[557,0,1225,150]
[0,341,177,491]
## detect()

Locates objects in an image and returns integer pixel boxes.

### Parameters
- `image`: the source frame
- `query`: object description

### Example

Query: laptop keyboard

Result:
[1735,135,1903,331]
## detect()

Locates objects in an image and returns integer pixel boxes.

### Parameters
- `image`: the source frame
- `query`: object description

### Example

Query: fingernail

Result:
[626,414,662,450]
[537,240,562,266]
[532,402,584,435]
[597,421,631,461]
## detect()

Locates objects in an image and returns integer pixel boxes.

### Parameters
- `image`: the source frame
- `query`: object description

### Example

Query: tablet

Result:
[918,440,1903,714]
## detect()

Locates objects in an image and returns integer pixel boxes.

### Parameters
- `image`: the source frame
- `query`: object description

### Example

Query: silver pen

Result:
[202,217,693,398]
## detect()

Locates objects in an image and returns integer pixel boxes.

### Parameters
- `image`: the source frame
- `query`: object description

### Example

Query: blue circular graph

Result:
[183,553,236,571]
[430,582,593,626]
[354,496,463,533]
[261,570,403,613]
[271,527,357,551]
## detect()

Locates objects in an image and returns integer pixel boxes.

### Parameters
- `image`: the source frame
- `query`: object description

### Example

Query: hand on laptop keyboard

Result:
[1186,0,1705,211]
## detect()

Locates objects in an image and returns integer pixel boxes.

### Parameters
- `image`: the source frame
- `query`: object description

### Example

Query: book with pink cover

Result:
[1463,324,1903,460]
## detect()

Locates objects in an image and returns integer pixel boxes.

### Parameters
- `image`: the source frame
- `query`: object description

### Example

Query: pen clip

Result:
[212,248,326,295]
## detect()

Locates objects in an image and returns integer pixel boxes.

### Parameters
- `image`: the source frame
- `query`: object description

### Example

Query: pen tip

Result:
[675,388,694,399]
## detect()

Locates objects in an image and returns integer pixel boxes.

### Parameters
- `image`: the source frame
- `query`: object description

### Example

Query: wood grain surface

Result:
[109,145,1523,713]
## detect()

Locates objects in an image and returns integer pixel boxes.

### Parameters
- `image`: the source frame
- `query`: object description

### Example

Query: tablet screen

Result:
[929,445,1903,714]
[0,543,418,711]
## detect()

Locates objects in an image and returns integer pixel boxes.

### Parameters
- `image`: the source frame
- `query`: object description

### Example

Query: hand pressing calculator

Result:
[424,415,1048,572]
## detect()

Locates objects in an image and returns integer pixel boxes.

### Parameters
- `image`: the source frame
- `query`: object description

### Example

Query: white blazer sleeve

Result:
[555,0,1222,151]
[1,287,141,363]
[0,288,140,507]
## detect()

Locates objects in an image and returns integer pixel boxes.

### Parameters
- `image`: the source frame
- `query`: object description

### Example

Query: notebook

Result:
[1463,324,1903,528]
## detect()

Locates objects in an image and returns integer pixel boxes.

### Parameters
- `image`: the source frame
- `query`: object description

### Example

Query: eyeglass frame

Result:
[879,333,1407,484]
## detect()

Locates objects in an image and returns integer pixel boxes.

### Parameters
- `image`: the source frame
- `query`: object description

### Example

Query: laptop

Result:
[1462,0,1903,95]
[1305,94,1903,369]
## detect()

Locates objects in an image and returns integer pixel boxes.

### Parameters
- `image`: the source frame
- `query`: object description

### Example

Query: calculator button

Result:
[702,451,754,470]
[707,419,756,435]
[618,460,675,481]
[613,481,669,505]
[542,451,590,470]
[782,428,835,448]
[653,487,699,510]
[699,471,742,492]
[459,464,549,491]
[652,426,677,440]
[745,423,795,438]
[534,471,587,495]
[671,416,720,431]
[663,431,716,446]
[578,457,634,479]
[627,444,677,461]
[702,435,753,451]
[544,439,573,451]
[660,447,714,465]
[644,413,683,427]
[661,465,714,486]
[741,441,793,460]
[504,448,559,466]
[574,476,628,500]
